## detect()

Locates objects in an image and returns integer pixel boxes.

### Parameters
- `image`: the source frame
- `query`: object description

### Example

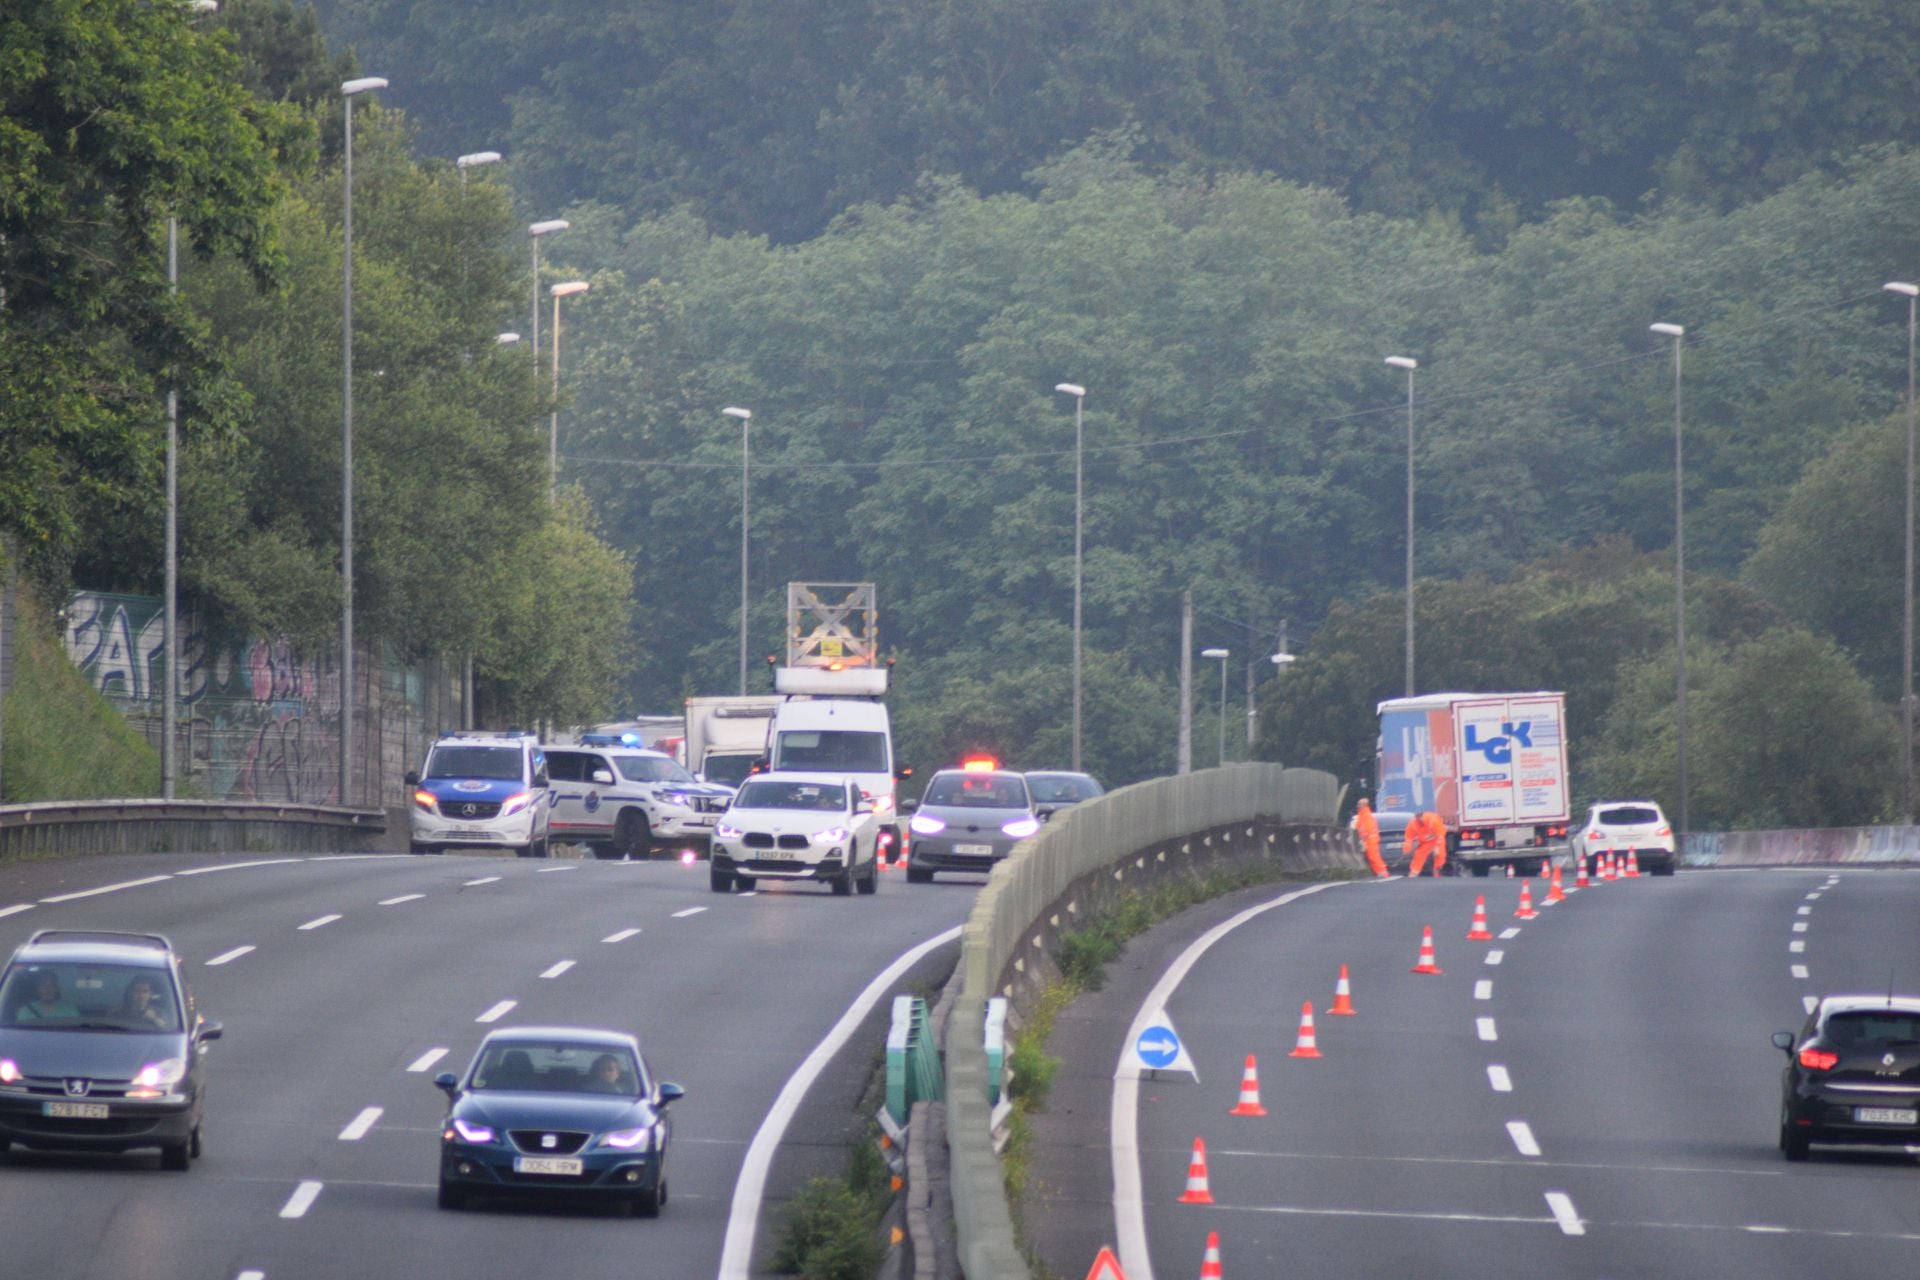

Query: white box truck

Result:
[683,696,779,789]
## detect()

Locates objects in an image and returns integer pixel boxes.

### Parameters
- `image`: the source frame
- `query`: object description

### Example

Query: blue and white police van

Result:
[541,734,735,859]
[406,731,553,857]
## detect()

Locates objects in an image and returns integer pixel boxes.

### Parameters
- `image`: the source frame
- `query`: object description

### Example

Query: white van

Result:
[766,697,905,857]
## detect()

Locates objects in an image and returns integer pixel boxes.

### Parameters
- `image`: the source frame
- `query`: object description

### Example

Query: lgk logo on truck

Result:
[1465,720,1533,765]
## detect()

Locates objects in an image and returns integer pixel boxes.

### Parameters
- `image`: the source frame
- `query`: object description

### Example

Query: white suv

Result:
[542,740,734,859]
[1570,800,1678,876]
[407,732,552,857]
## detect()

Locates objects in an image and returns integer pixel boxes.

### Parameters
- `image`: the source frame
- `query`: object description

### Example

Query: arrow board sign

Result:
[1131,1014,1198,1080]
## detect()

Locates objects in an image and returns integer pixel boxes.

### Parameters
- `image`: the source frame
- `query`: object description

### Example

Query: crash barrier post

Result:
[887,995,945,1129]
[0,800,388,858]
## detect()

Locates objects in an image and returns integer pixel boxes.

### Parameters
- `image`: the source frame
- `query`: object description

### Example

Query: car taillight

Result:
[1590,829,1606,841]
[1657,826,1671,837]
[1798,1047,1839,1071]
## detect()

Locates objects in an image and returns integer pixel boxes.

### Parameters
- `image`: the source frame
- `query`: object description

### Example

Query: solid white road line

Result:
[1498,927,1522,940]
[464,876,501,886]
[1488,1065,1513,1093]
[540,961,575,979]
[1485,950,1504,966]
[475,1000,516,1024]
[338,1107,382,1141]
[407,1048,449,1073]
[739,891,759,897]
[1507,1121,1541,1156]
[1791,965,1809,980]
[236,1271,266,1280]
[178,859,302,876]
[717,924,964,1280]
[0,904,34,918]
[1474,980,1493,1001]
[537,865,575,873]
[602,928,641,943]
[1110,881,1347,1280]
[207,946,255,967]
[1790,941,1806,953]
[42,875,173,903]
[278,1181,323,1219]
[379,894,424,906]
[1477,1017,1498,1042]
[1545,1191,1585,1236]
[672,907,706,919]
[298,914,341,931]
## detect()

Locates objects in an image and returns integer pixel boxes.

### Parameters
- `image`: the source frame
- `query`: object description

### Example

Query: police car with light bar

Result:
[542,734,734,859]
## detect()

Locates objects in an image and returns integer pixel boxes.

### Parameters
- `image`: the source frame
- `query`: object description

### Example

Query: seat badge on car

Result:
[64,1079,90,1097]
[542,1134,558,1149]
[1885,1053,1899,1068]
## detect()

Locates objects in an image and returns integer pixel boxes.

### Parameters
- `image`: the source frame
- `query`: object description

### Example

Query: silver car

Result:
[904,768,1040,883]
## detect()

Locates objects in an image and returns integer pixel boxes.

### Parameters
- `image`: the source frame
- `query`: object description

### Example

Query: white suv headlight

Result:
[811,827,851,846]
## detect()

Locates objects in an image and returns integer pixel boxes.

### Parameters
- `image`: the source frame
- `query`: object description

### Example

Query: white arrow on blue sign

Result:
[1130,1012,1198,1079]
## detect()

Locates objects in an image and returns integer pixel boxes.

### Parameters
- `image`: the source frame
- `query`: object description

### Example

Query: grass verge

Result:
[769,1135,890,1280]
[3,586,160,802]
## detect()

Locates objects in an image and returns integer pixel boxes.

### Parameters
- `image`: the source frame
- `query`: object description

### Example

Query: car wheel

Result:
[710,866,733,893]
[589,842,623,861]
[1781,1116,1811,1162]
[189,1124,202,1159]
[832,862,854,896]
[734,875,755,891]
[857,851,878,895]
[160,1139,191,1172]
[633,1173,664,1218]
[615,810,653,860]
[1652,862,1676,877]
[906,865,933,884]
[437,1179,466,1210]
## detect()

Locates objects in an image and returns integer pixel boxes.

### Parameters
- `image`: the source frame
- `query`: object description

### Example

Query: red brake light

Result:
[1798,1047,1839,1072]
[1591,828,1606,840]
[1657,827,1671,837]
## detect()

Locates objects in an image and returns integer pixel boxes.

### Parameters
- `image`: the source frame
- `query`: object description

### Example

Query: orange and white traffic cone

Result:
[1467,895,1494,941]
[1178,1137,1214,1204]
[1228,1055,1267,1116]
[1574,854,1590,889]
[1603,850,1617,882]
[1411,925,1444,974]
[1547,864,1566,903]
[1515,879,1537,919]
[1505,862,1515,877]
[1329,964,1357,1015]
[1626,849,1641,878]
[1198,1230,1224,1279]
[1289,1001,1322,1058]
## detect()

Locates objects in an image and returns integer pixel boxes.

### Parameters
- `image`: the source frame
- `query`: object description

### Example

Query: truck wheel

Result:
[615,811,653,861]
[1468,862,1489,877]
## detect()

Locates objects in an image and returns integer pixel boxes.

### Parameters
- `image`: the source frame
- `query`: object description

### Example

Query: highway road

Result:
[1023,868,1920,1280]
[0,851,974,1280]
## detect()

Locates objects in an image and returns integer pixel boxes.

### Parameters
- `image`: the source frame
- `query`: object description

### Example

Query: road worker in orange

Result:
[1351,798,1388,878]
[1405,808,1448,877]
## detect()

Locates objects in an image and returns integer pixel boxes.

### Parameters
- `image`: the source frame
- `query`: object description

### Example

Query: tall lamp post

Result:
[455,150,500,194]
[1385,356,1418,696]
[548,281,589,499]
[1888,282,1919,822]
[1055,383,1087,770]
[1651,322,1688,849]
[1202,647,1230,767]
[339,74,387,807]
[528,219,568,360]
[722,408,753,694]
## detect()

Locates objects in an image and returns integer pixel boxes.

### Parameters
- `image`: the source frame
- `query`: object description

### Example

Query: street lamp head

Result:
[1054,383,1086,398]
[721,407,752,421]
[1270,653,1296,667]
[1887,282,1920,299]
[550,280,589,298]
[341,77,388,97]
[1200,647,1229,660]
[457,150,502,169]
[184,0,219,13]
[529,219,569,238]
[1650,322,1685,337]
[1384,356,1417,371]
[496,332,521,345]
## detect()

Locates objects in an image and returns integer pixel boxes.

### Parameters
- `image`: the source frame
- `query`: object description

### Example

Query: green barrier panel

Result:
[886,994,944,1128]
[984,997,1007,1106]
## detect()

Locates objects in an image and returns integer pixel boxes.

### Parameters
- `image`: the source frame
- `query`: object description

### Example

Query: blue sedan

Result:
[435,1027,684,1215]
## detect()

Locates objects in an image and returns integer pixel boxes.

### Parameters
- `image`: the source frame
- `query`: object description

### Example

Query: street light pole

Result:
[528,219,568,362]
[1055,383,1087,770]
[1385,356,1418,696]
[456,150,501,195]
[1202,648,1230,767]
[339,74,387,808]
[548,281,589,499]
[1651,322,1688,849]
[723,408,753,695]
[1888,282,1919,822]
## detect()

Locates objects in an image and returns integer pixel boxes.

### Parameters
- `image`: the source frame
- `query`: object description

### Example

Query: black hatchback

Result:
[1774,995,1920,1160]
[0,930,221,1170]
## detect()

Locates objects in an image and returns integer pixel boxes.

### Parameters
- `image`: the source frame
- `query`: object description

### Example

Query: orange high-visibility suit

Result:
[1405,810,1448,877]
[1351,799,1388,877]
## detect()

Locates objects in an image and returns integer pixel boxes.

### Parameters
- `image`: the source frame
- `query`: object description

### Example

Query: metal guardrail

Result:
[0,800,388,857]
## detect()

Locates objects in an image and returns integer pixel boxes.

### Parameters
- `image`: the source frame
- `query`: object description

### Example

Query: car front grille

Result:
[743,832,775,849]
[508,1129,589,1155]
[776,834,809,850]
[443,801,502,820]
[10,1115,164,1138]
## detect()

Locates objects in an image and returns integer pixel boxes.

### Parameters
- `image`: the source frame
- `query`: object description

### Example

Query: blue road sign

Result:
[1135,1024,1182,1071]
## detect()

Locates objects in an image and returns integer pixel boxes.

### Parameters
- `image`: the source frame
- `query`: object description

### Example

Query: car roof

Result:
[1025,770,1098,781]
[16,930,174,966]
[482,1026,640,1050]
[1588,800,1663,813]
[1818,996,1920,1017]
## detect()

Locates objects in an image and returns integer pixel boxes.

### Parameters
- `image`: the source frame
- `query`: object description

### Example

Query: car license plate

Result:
[760,849,802,861]
[513,1156,584,1176]
[452,826,491,836]
[955,843,993,855]
[43,1101,109,1119]
[1854,1107,1918,1125]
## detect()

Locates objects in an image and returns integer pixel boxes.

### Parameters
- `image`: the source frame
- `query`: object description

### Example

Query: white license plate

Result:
[452,826,492,837]
[513,1156,584,1176]
[1854,1107,1918,1125]
[955,843,994,855]
[43,1101,109,1119]
[759,848,804,861]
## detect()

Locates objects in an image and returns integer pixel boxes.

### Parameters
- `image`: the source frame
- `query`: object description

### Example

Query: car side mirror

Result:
[534,768,549,787]
[656,1081,685,1107]
[434,1071,459,1096]
[197,1020,223,1043]
[404,770,420,788]
[895,765,914,781]
[899,797,919,814]
[591,769,614,784]
[854,800,874,814]
[1772,1032,1795,1053]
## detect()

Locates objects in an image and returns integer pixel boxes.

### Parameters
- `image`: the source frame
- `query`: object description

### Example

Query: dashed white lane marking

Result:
[298,914,341,931]
[178,859,302,876]
[407,1048,448,1073]
[1488,1065,1513,1092]
[0,904,34,918]
[1498,927,1522,940]
[1545,1191,1585,1236]
[379,893,424,906]
[1796,906,1812,916]
[236,1271,266,1280]
[1792,922,1808,933]
[1803,996,1819,1014]
[1791,964,1809,979]
[207,946,255,966]
[602,928,641,943]
[464,876,501,886]
[1477,1018,1498,1042]
[1790,941,1806,953]
[739,891,759,897]
[1745,1224,1790,1233]
[338,1107,382,1141]
[476,1000,516,1023]
[1485,950,1504,966]
[537,865,575,873]
[672,907,707,918]
[42,875,172,903]
[1507,1121,1541,1156]
[1474,980,1493,1001]
[278,1181,323,1218]
[1806,892,1822,901]
[540,961,575,979]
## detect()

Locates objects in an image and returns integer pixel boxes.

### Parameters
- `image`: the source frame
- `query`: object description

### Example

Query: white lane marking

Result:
[338,1107,382,1141]
[42,875,172,903]
[278,1181,323,1218]
[1207,1202,1560,1228]
[206,946,255,966]
[0,904,34,918]
[1110,883,1346,1280]
[1474,980,1493,1001]
[1796,906,1812,916]
[379,893,424,906]
[236,1271,266,1280]
[739,891,758,898]
[475,1000,516,1024]
[1790,941,1806,953]
[1791,964,1809,980]
[1792,922,1808,933]
[1488,1065,1513,1092]
[1485,950,1504,966]
[602,928,641,943]
[537,865,575,873]
[464,876,501,886]
[1508,1121,1541,1156]
[718,924,964,1280]
[178,859,303,876]
[1498,927,1522,940]
[1806,893,1822,901]
[309,854,401,861]
[540,961,575,979]
[672,907,707,918]
[1477,1018,1498,1042]
[1803,996,1819,1014]
[298,914,341,931]
[1745,1225,1790,1233]
[407,1048,449,1073]
[1545,1191,1585,1236]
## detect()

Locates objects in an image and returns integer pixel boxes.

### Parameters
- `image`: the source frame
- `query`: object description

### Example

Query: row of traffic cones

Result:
[1220,961,1360,1115]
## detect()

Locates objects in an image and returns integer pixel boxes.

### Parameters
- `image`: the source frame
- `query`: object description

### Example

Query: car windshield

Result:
[925,774,1029,808]
[1826,1012,1920,1046]
[1028,774,1102,803]
[1596,806,1661,826]
[702,755,759,788]
[425,745,524,781]
[0,962,181,1032]
[734,780,847,811]
[773,730,888,773]
[471,1041,643,1094]
[614,755,697,785]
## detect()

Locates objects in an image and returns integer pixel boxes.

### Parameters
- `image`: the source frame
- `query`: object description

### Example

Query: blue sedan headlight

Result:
[448,1118,496,1144]
[599,1126,653,1151]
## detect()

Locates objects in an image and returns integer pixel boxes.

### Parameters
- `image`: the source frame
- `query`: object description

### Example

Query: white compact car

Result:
[1570,800,1678,876]
[709,775,880,896]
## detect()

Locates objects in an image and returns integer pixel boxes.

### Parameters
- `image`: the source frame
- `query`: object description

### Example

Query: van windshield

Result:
[773,730,888,773]
[425,746,524,781]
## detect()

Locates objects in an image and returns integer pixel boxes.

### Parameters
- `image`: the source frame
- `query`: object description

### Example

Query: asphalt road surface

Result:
[1024,868,1920,1280]
[0,851,974,1280]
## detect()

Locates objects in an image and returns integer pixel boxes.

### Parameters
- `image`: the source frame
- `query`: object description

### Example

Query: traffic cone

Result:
[1411,925,1443,974]
[1228,1055,1267,1116]
[1515,879,1537,919]
[1602,850,1617,882]
[1626,850,1641,878]
[1467,896,1494,941]
[1505,862,1515,877]
[1329,964,1357,1015]
[1547,864,1566,903]
[1574,855,1589,889]
[1178,1137,1214,1204]
[1288,1001,1322,1058]
[1198,1230,1224,1279]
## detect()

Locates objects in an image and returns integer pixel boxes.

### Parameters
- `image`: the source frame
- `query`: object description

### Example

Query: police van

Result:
[406,731,553,857]
[542,736,735,859]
